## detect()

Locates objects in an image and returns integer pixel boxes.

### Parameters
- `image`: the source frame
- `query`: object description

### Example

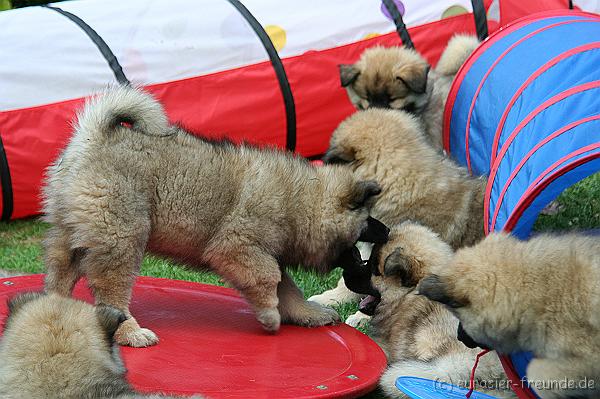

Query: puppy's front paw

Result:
[345,311,371,328]
[307,289,342,306]
[283,300,341,327]
[308,287,361,307]
[256,308,281,333]
[115,317,159,347]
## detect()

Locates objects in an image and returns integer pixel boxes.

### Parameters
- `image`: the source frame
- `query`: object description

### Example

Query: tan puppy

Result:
[339,34,479,149]
[310,108,485,315]
[42,86,388,347]
[325,109,485,248]
[419,232,600,399]
[368,222,512,398]
[0,292,197,398]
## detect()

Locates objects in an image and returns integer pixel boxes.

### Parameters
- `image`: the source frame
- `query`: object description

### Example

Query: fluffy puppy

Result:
[325,109,485,248]
[419,232,600,399]
[310,108,485,312]
[0,292,196,399]
[367,222,512,398]
[42,86,389,347]
[339,34,479,149]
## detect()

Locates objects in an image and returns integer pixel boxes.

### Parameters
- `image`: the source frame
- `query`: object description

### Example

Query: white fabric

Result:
[0,0,476,111]
[3,0,599,111]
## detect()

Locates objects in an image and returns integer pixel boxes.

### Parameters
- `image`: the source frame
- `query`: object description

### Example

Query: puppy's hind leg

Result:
[279,270,340,327]
[44,226,81,297]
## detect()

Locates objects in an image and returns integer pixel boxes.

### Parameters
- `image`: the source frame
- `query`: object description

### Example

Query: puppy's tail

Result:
[75,85,170,138]
[435,34,480,77]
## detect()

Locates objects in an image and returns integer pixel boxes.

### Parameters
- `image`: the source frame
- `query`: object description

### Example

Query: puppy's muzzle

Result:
[359,216,389,244]
[336,246,381,316]
[358,295,379,316]
[457,322,490,350]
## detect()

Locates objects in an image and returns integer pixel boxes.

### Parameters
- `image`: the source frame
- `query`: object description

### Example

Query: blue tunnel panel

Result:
[488,90,600,231]
[446,11,600,398]
[447,15,597,173]
[498,49,600,153]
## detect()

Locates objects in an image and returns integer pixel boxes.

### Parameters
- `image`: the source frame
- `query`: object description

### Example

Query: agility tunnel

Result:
[0,0,494,221]
[2,0,595,221]
[444,10,600,399]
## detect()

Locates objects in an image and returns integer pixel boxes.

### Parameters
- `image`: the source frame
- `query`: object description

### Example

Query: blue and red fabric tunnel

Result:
[444,10,600,399]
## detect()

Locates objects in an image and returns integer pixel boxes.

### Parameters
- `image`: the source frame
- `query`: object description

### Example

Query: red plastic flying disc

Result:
[0,275,386,398]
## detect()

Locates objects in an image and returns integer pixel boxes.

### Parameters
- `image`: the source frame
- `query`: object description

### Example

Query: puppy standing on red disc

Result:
[42,86,388,347]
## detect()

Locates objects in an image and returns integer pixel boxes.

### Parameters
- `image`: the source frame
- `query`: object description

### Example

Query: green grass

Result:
[0,0,11,11]
[0,173,598,399]
[533,172,600,232]
[0,223,361,321]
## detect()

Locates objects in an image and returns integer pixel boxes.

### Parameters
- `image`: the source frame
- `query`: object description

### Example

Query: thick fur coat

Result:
[42,86,386,347]
[419,232,600,399]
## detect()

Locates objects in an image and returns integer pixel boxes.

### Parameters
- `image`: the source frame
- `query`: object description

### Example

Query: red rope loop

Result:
[466,349,491,398]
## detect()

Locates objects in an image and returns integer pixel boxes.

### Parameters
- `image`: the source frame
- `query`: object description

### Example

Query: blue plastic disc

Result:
[396,376,499,399]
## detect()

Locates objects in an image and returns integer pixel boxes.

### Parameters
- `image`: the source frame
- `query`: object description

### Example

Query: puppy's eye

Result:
[328,156,351,165]
[323,154,353,165]
[402,102,417,113]
[349,181,381,210]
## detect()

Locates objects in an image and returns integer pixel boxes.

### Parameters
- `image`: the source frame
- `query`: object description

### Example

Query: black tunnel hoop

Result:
[471,0,489,41]
[1,4,133,221]
[0,134,13,221]
[226,0,297,152]
[381,0,415,49]
[42,5,131,86]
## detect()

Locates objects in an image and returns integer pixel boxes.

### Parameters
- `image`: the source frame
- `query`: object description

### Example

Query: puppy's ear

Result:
[359,216,389,244]
[349,181,382,210]
[8,292,44,316]
[339,64,360,87]
[417,275,465,308]
[96,305,127,340]
[383,247,421,287]
[395,63,429,94]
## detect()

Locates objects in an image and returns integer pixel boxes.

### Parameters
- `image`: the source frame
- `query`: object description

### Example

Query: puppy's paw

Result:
[256,308,281,333]
[308,288,360,307]
[345,311,371,328]
[307,290,342,306]
[283,300,341,327]
[115,317,159,347]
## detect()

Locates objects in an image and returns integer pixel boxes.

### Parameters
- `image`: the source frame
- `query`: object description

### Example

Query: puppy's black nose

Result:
[368,93,392,109]
[457,322,490,350]
[338,246,380,298]
[359,216,389,244]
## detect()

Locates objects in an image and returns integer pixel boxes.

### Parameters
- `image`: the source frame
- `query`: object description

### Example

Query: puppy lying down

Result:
[363,222,513,398]
[419,232,600,399]
[0,292,201,399]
